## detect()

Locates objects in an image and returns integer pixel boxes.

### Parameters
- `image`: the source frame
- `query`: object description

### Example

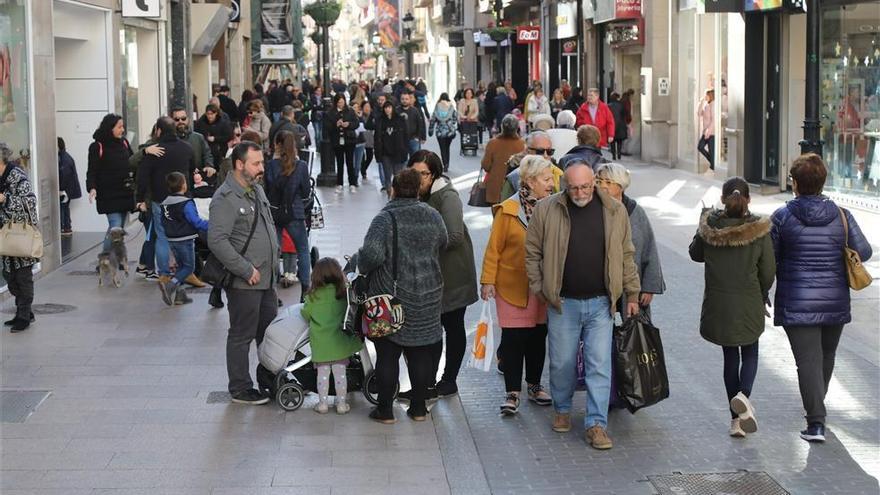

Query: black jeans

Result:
[698,135,715,170]
[60,200,71,231]
[436,136,454,171]
[225,288,278,394]
[360,147,374,176]
[430,307,467,385]
[334,145,357,186]
[784,325,844,425]
[610,139,625,160]
[3,266,34,320]
[500,324,548,393]
[374,337,440,415]
[722,342,759,418]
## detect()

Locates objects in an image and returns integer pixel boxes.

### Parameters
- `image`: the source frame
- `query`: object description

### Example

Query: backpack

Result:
[267,171,293,227]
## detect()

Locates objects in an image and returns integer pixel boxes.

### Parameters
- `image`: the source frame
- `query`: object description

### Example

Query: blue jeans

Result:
[407,139,421,159]
[313,122,323,148]
[103,212,128,252]
[353,143,365,177]
[376,160,386,188]
[547,296,614,428]
[169,239,195,285]
[138,212,155,270]
[278,220,310,289]
[151,203,171,276]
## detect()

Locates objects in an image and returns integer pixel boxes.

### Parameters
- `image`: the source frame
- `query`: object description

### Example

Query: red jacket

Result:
[575,101,616,147]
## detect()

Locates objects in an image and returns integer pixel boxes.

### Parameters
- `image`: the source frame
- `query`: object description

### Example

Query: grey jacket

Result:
[207,174,279,290]
[624,196,665,294]
[357,198,448,347]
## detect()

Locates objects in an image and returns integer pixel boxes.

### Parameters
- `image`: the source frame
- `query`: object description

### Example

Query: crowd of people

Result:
[0,72,871,454]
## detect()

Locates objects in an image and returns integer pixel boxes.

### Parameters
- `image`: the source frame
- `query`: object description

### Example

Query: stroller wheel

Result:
[310,246,319,268]
[277,383,305,411]
[363,370,399,405]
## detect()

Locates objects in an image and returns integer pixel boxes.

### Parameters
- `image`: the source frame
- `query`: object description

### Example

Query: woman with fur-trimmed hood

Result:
[689,177,775,439]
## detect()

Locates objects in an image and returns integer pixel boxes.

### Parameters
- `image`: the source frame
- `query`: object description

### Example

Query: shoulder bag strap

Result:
[838,207,850,248]
[239,194,261,256]
[387,210,398,295]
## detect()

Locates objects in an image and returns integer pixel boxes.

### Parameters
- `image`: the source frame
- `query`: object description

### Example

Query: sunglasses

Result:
[173,117,188,122]
[529,147,555,156]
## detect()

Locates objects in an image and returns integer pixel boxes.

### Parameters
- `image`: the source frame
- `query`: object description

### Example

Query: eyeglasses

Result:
[417,171,433,178]
[595,178,616,186]
[173,117,187,122]
[566,184,594,193]
[529,147,555,156]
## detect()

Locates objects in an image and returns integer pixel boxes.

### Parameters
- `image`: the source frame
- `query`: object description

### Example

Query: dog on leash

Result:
[97,252,122,287]
[107,227,129,277]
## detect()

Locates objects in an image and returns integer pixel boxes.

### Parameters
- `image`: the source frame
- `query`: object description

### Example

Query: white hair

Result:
[595,162,631,190]
[519,155,553,184]
[526,130,551,147]
[556,110,576,129]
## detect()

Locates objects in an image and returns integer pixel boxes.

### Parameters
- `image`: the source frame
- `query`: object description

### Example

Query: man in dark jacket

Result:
[217,85,240,124]
[268,106,311,152]
[171,107,215,180]
[136,116,195,284]
[493,87,515,131]
[557,125,609,171]
[399,92,426,160]
[57,137,82,235]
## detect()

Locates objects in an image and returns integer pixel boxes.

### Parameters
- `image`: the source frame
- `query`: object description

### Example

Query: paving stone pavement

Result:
[1,137,878,494]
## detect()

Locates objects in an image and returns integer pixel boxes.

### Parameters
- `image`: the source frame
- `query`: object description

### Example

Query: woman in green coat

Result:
[689,177,775,439]
[301,258,364,415]
[409,150,479,399]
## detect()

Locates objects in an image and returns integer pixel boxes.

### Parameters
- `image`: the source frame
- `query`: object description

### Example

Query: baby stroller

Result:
[459,121,479,157]
[257,302,394,411]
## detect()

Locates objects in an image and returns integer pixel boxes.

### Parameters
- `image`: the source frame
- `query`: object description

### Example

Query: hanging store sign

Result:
[594,0,641,24]
[583,0,595,20]
[516,26,541,44]
[261,0,292,44]
[553,1,578,40]
[744,0,781,11]
[229,0,241,22]
[122,0,160,18]
[704,0,742,12]
[413,52,430,64]
[260,44,294,60]
[562,39,578,57]
[448,31,465,47]
[606,19,643,48]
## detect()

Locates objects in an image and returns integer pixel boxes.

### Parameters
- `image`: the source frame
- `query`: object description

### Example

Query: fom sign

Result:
[516,26,541,44]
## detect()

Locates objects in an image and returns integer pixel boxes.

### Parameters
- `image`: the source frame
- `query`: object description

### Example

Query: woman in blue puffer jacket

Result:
[770,153,872,444]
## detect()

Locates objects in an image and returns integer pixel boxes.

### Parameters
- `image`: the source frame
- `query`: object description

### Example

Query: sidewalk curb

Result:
[432,396,492,495]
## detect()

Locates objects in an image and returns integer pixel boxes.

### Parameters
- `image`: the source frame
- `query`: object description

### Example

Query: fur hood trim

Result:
[698,210,771,247]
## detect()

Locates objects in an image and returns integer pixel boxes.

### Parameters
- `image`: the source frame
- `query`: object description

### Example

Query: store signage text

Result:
[517,26,541,44]
[606,19,643,47]
[615,0,642,19]
[122,0,160,18]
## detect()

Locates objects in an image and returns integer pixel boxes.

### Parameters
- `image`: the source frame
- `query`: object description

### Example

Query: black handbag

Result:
[201,196,261,288]
[467,170,490,207]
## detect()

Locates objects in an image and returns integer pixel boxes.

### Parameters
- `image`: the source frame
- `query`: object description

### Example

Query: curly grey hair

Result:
[0,142,12,164]
[500,114,520,137]
[596,162,631,190]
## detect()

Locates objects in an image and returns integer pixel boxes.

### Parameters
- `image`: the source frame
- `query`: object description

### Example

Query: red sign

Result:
[615,0,641,19]
[516,26,541,44]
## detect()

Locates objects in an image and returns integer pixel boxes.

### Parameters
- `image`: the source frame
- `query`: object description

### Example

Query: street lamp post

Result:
[403,12,414,78]
[304,0,342,187]
[800,0,822,156]
[493,0,503,85]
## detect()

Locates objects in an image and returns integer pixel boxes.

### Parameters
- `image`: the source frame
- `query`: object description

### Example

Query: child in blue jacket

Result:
[160,171,209,306]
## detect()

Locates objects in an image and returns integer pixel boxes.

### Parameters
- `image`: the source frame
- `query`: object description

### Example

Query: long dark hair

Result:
[307,258,346,300]
[93,113,123,142]
[721,177,750,218]
[407,149,443,181]
[276,131,298,177]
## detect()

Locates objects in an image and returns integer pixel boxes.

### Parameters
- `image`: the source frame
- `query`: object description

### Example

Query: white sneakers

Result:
[730,392,758,435]
[335,185,343,194]
[336,399,350,415]
[729,418,746,438]
[349,185,357,193]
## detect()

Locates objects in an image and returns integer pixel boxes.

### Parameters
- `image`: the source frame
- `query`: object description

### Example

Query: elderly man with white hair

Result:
[595,163,665,316]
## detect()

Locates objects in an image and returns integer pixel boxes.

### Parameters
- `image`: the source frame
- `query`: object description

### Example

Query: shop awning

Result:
[191,4,231,56]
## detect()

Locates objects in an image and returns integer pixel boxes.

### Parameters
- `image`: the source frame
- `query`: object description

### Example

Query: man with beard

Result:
[208,141,279,405]
[171,107,215,183]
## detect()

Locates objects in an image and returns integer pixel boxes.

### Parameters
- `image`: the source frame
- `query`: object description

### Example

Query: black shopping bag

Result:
[614,313,669,413]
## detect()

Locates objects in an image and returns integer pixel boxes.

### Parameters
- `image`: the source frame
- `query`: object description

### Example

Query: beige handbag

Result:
[838,207,871,291]
[0,200,43,259]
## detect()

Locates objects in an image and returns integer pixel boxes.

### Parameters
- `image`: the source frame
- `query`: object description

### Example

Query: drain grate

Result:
[68,270,99,276]
[206,391,231,404]
[2,303,76,315]
[649,471,789,495]
[0,390,51,423]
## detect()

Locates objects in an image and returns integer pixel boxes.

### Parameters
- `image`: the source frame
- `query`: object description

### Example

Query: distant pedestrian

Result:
[689,177,775,438]
[86,114,135,254]
[301,257,364,415]
[358,169,448,424]
[606,93,628,160]
[526,87,550,127]
[565,87,584,113]
[575,88,615,149]
[549,89,567,121]
[243,100,272,152]
[195,104,234,169]
[323,94,359,193]
[428,93,458,171]
[57,137,82,236]
[217,85,240,123]
[492,87,515,132]
[482,155,556,415]
[0,142,39,333]
[557,125,609,171]
[697,89,715,171]
[360,101,376,181]
[770,154,872,443]
[525,162,641,450]
[481,115,525,205]
[399,92,427,159]
[159,172,209,306]
[374,101,408,195]
[208,141,279,405]
[409,150,478,399]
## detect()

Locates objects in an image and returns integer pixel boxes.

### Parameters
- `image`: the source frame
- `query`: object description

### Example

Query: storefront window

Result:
[120,26,139,144]
[0,0,31,168]
[821,3,880,196]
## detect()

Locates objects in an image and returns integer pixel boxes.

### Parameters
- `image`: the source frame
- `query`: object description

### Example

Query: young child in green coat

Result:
[301,258,364,414]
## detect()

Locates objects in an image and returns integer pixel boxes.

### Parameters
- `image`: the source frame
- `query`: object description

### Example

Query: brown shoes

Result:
[185,274,207,288]
[585,424,613,450]
[552,412,571,433]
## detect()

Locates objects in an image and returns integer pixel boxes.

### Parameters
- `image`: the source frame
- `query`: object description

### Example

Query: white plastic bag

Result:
[467,301,495,372]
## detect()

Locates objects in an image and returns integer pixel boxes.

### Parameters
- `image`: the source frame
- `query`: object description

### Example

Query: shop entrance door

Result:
[621,52,642,156]
[763,13,781,184]
[743,13,781,185]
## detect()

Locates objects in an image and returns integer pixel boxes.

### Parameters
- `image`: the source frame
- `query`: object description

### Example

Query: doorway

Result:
[744,13,781,185]
[620,52,642,156]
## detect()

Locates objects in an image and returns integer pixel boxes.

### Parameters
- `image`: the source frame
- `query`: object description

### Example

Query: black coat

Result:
[86,139,134,214]
[218,94,240,123]
[136,135,195,204]
[323,107,359,148]
[607,100,628,140]
[374,114,408,165]
[58,150,82,200]
[195,115,233,168]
